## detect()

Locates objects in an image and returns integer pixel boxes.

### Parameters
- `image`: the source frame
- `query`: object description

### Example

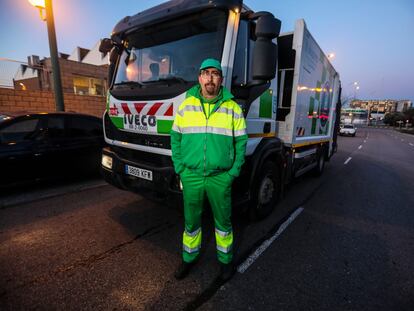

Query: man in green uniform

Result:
[170,58,248,281]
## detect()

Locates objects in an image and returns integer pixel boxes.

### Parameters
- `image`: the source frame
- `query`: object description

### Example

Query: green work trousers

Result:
[180,168,234,264]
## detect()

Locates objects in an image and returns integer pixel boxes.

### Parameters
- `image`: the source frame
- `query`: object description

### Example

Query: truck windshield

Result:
[112,9,227,98]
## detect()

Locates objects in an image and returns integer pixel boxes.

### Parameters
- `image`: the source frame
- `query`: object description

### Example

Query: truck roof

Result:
[111,0,243,39]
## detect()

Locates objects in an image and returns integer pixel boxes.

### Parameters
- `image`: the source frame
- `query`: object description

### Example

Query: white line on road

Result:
[358,145,363,150]
[410,143,414,147]
[364,140,367,143]
[237,207,304,274]
[344,157,352,165]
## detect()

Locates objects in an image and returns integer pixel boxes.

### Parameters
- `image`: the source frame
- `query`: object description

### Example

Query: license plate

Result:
[125,165,153,181]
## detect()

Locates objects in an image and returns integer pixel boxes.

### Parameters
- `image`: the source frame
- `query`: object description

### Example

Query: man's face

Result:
[198,68,223,98]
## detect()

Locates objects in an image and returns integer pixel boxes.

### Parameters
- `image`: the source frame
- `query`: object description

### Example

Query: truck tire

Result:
[249,161,280,221]
[312,151,325,177]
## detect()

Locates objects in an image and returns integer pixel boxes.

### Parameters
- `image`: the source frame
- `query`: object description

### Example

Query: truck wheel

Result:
[249,161,280,221]
[312,151,325,177]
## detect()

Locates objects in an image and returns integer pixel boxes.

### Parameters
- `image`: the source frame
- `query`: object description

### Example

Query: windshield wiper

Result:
[144,77,188,85]
[114,81,143,88]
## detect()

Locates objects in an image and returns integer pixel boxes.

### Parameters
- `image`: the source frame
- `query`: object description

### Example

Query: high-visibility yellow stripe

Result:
[292,139,330,148]
[183,229,202,253]
[215,229,233,252]
[248,132,276,138]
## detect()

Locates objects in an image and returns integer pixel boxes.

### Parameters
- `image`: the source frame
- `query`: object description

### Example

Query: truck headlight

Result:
[102,154,113,169]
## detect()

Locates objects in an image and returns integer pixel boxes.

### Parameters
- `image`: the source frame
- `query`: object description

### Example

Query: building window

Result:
[73,76,105,96]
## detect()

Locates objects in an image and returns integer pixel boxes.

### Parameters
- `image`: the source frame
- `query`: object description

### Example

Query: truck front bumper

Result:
[100,146,182,201]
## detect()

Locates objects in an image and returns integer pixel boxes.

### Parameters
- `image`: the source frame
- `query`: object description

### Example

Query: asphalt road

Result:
[1,127,413,310]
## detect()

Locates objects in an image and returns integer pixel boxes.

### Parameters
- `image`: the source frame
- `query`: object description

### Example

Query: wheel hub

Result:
[258,176,274,205]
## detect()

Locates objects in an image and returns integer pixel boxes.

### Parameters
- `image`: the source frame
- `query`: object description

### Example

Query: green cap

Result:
[199,58,222,71]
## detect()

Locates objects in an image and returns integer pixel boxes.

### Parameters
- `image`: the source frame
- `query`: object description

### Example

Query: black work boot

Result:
[219,262,235,281]
[174,261,195,280]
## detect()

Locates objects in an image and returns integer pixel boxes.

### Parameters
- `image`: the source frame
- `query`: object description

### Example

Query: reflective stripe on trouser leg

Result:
[205,172,234,264]
[183,228,202,259]
[215,228,233,257]
[180,168,205,263]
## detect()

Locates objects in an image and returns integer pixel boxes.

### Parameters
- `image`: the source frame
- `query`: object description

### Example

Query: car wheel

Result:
[249,161,280,221]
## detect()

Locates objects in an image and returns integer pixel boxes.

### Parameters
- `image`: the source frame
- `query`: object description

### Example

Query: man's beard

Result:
[205,83,217,96]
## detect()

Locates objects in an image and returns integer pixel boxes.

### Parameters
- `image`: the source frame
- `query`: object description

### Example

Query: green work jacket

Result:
[171,84,247,177]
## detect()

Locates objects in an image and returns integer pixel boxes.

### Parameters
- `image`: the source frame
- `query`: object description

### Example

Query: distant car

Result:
[0,111,105,188]
[339,124,356,137]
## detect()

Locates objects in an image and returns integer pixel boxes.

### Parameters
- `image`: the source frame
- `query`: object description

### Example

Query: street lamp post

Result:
[29,0,64,111]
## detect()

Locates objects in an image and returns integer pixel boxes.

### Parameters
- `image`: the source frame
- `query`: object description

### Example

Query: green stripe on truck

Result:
[110,116,124,129]
[259,89,272,118]
[157,119,173,134]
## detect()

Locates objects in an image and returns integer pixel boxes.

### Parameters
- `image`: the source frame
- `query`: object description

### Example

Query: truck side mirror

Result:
[255,14,281,39]
[252,40,277,81]
[100,37,123,87]
[99,38,113,54]
[251,15,281,81]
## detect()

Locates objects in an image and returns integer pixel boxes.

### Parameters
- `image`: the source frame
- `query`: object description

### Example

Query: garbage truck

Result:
[99,0,341,219]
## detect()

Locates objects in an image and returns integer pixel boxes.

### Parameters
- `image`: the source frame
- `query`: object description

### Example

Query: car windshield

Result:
[344,124,354,129]
[113,9,227,90]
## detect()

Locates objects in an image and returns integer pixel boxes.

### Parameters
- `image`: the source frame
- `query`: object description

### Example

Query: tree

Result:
[403,108,414,125]
[383,112,404,126]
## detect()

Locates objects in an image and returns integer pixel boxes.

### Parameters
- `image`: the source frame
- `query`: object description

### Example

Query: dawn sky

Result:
[1,0,413,102]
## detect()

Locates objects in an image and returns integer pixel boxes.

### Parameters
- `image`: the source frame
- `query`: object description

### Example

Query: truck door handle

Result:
[263,122,271,133]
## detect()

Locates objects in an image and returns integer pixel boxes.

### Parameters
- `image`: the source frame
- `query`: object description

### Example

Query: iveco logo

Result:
[124,114,156,127]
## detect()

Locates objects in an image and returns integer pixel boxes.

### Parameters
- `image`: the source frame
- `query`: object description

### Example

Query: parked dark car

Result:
[0,112,105,188]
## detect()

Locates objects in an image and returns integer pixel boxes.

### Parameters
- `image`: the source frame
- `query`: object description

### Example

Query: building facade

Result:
[13,41,108,97]
[350,99,413,113]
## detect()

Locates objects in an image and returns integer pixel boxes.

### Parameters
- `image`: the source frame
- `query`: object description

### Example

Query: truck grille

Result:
[112,145,172,167]
[104,113,171,150]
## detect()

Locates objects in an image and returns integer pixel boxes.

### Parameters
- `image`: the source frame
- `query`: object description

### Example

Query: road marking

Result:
[344,157,352,165]
[237,207,304,274]
[410,143,414,147]
[401,139,404,142]
[358,145,363,150]
[364,140,367,143]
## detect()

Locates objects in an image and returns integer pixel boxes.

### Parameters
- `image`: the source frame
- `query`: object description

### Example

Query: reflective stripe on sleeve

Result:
[234,128,247,137]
